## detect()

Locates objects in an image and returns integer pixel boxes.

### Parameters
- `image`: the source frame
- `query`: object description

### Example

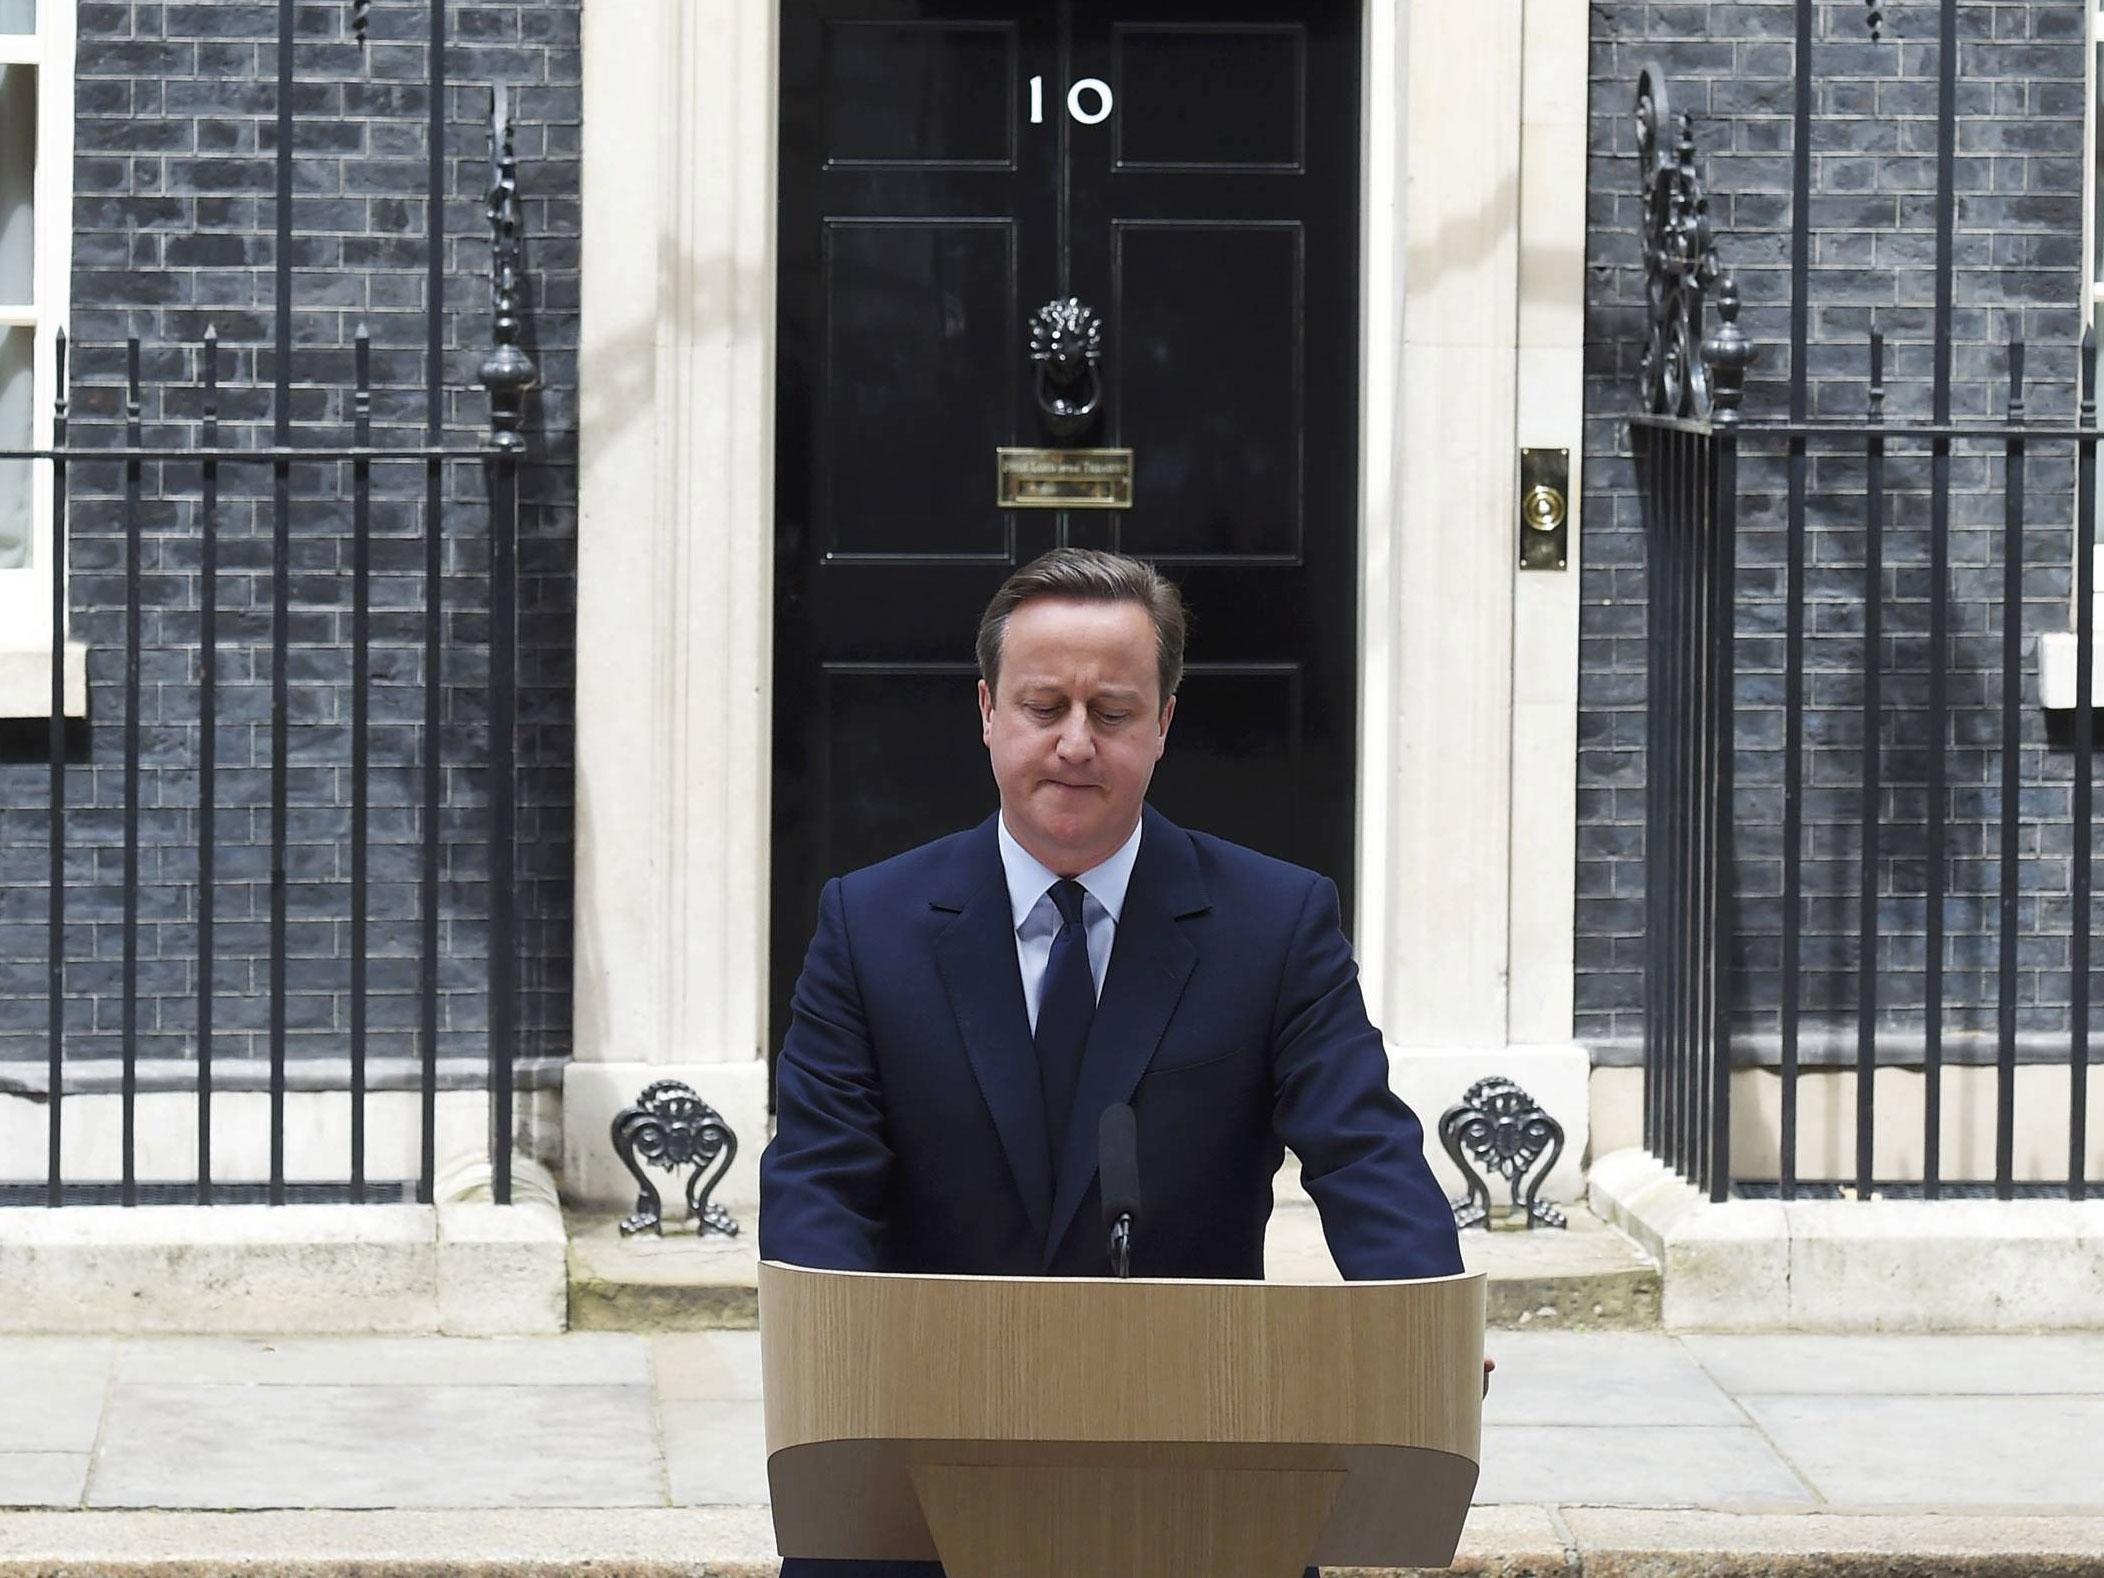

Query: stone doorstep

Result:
[1,1508,2102,1577]
[1589,1148,2104,1334]
[0,1170,569,1338]
[563,1201,1661,1333]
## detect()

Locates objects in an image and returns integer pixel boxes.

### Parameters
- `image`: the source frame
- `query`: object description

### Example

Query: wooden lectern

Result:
[760,1261,1484,1578]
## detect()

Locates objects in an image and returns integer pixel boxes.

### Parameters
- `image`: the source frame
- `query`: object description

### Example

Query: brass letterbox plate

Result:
[997,447,1135,509]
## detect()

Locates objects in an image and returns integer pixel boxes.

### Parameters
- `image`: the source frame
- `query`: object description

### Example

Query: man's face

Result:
[979,596,1175,876]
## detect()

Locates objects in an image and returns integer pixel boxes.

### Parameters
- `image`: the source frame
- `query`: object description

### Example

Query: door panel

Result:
[819,19,1019,168]
[1111,24,1305,172]
[1111,221,1303,561]
[775,0,1361,1065]
[820,219,1018,559]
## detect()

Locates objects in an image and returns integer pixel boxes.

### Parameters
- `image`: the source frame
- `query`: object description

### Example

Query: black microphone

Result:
[1099,1102,1141,1278]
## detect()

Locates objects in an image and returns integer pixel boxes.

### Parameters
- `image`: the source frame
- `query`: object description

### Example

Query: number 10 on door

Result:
[1029,75,1113,126]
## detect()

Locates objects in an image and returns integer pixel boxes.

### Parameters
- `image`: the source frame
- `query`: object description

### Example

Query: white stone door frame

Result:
[566,0,1590,1211]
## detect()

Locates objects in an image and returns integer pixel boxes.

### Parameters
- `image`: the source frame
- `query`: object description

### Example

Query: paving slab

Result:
[662,1398,770,1506]
[652,1332,763,1402]
[1481,1331,1740,1426]
[0,1455,88,1511]
[87,1382,661,1509]
[1683,1332,2104,1396]
[110,1333,650,1389]
[0,1340,111,1453]
[1739,1394,2104,1510]
[1476,1423,1815,1509]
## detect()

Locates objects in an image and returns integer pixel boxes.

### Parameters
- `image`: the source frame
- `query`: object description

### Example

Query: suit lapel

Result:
[932,817,1053,1244]
[1040,806,1208,1270]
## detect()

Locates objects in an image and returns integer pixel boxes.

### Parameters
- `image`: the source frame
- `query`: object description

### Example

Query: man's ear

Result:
[978,678,995,746]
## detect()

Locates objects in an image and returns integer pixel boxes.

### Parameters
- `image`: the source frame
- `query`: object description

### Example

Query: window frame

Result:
[2040,3,2104,705]
[0,0,75,710]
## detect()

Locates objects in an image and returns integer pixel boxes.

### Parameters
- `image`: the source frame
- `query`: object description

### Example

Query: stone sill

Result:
[1589,1147,2104,1332]
[2039,629,2104,711]
[0,641,87,718]
[0,1157,567,1335]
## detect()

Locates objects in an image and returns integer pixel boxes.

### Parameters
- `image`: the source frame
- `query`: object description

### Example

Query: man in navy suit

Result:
[760,547,1466,1576]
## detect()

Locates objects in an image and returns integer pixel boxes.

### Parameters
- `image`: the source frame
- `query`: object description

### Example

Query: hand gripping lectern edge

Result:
[759,1261,1485,1578]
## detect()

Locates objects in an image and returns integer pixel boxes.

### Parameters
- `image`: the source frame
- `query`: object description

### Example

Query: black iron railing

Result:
[1,7,536,1208]
[1631,52,2097,1204]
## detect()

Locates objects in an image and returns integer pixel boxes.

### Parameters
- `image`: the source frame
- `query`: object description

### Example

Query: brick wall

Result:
[0,0,578,1091]
[1581,0,2093,1059]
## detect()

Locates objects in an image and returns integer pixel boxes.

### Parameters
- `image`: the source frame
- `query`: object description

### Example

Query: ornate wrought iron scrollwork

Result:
[352,0,370,46]
[1439,1076,1567,1231]
[480,84,539,450]
[612,1080,741,1238]
[1029,296,1103,439]
[1634,66,1752,424]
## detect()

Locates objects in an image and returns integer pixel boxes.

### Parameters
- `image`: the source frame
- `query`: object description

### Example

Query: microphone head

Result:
[1098,1102,1141,1229]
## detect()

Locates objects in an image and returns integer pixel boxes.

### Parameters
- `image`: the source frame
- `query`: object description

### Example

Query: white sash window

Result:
[0,0,79,716]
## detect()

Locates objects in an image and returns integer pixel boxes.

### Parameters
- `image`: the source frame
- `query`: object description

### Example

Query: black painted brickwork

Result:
[1581,0,2098,1058]
[0,1,579,1082]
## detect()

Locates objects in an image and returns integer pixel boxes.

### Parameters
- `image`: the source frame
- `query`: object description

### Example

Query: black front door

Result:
[773,0,1363,1059]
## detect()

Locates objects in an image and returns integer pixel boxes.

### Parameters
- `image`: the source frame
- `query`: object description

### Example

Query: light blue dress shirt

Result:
[996,812,1143,1034]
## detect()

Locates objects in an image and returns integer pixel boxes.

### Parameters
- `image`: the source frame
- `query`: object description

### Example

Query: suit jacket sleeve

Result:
[757,876,892,1271]
[1268,874,1464,1280]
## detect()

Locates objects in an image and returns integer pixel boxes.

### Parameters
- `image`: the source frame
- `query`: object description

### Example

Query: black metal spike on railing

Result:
[1859,332,1886,1202]
[2073,330,2097,1205]
[46,328,67,1208]
[352,0,370,46]
[480,86,535,1206]
[198,326,219,1205]
[120,339,143,1208]
[1998,336,2027,1203]
[351,327,372,1203]
[482,84,538,449]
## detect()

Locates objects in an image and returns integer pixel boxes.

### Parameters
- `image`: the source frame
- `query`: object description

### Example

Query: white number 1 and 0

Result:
[1029,75,1114,126]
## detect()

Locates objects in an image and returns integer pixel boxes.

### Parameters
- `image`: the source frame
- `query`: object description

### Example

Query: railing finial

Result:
[1636,64,1751,421]
[1702,275,1752,428]
[480,83,539,452]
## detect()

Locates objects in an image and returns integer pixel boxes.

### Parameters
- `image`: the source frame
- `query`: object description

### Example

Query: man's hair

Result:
[976,547,1188,708]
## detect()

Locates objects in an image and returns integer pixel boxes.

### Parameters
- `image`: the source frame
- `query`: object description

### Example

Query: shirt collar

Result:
[996,812,1144,932]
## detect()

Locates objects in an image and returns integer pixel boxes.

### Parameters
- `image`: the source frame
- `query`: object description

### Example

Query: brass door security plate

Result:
[1519,448,1569,571]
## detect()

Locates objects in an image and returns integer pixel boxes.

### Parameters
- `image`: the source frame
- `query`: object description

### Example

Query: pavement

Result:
[4,1328,2104,1574]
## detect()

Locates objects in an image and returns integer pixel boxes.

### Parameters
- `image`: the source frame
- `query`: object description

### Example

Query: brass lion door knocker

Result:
[1030,296,1103,439]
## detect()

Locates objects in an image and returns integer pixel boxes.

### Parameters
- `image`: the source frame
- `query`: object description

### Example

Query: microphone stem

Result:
[1110,1215,1132,1278]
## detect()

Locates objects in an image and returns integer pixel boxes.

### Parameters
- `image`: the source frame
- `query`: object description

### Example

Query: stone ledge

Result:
[565,1199,1660,1333]
[1589,1147,2104,1332]
[0,1160,568,1337]
[566,1207,761,1332]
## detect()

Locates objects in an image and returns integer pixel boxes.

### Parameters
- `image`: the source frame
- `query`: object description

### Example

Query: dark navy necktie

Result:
[1035,878,1096,1170]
